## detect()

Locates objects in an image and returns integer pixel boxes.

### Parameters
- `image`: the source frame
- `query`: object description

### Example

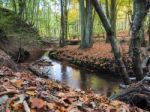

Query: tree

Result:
[92,0,131,84]
[18,0,26,19]
[131,0,148,81]
[60,0,65,47]
[79,0,93,48]
[148,17,150,45]
[64,0,68,39]
[110,0,117,37]
[105,0,110,43]
[12,0,17,13]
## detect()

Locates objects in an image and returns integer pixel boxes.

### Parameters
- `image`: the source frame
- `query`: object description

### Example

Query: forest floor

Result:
[49,42,133,75]
[0,66,146,112]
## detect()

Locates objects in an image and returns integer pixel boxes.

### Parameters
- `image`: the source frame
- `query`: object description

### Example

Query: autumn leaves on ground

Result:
[49,42,132,74]
[0,67,145,112]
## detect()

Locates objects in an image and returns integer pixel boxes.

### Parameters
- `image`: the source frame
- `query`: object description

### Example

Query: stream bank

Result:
[48,43,133,75]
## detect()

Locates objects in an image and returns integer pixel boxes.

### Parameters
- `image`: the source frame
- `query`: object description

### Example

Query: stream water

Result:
[40,52,120,97]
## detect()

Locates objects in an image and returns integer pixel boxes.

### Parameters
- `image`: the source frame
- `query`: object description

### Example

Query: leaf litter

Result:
[0,66,147,112]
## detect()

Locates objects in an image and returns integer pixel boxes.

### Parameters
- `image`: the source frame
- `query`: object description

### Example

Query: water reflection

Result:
[42,55,120,97]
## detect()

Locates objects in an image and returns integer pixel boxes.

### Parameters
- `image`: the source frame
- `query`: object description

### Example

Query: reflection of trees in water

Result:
[61,63,68,84]
[89,75,118,97]
[49,60,119,96]
[79,70,91,90]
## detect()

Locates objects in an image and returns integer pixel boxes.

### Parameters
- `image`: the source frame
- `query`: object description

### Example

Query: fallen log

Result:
[111,83,150,111]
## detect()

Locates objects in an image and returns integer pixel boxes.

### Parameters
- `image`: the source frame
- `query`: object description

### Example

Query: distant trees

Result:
[18,0,26,19]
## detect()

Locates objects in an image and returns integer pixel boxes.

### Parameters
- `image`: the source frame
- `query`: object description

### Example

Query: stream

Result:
[39,52,121,97]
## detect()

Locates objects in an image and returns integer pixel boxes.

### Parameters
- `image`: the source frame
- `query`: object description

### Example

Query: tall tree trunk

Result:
[110,0,117,37]
[148,17,150,45]
[141,26,146,47]
[64,0,68,40]
[60,0,65,47]
[105,0,109,43]
[79,0,93,48]
[92,0,131,84]
[131,0,148,81]
[79,0,86,48]
[85,0,93,48]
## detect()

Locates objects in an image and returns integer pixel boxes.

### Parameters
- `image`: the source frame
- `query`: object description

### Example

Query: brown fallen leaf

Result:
[26,90,37,96]
[47,103,56,110]
[30,98,45,109]
[57,92,65,97]
[11,79,24,88]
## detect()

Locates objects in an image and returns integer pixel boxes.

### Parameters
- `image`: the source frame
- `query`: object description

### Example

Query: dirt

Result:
[0,49,18,71]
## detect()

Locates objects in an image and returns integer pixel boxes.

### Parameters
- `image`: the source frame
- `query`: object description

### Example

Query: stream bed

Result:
[39,53,121,97]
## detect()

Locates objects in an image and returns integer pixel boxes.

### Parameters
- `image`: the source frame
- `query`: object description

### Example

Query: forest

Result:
[0,0,150,112]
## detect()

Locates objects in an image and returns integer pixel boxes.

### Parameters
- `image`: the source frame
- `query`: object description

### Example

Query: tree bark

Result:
[148,17,150,45]
[131,0,148,81]
[60,0,65,47]
[105,0,109,43]
[85,0,93,48]
[92,0,131,84]
[79,0,86,48]
[64,0,68,40]
[110,0,117,37]
[79,0,93,48]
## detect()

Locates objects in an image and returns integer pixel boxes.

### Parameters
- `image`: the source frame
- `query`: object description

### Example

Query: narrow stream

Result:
[41,52,121,97]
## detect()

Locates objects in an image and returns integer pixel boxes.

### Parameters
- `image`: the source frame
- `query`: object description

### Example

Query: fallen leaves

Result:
[11,79,24,88]
[30,98,46,109]
[0,66,146,112]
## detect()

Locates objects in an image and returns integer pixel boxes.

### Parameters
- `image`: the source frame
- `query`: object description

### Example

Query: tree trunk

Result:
[79,0,86,48]
[64,0,68,40]
[148,17,150,45]
[92,0,131,85]
[60,0,65,47]
[85,0,93,48]
[79,0,93,48]
[110,0,117,37]
[105,0,109,43]
[131,0,148,81]
[141,26,146,47]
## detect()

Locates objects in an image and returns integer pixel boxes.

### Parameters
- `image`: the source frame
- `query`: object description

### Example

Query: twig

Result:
[23,100,31,112]
[0,90,19,96]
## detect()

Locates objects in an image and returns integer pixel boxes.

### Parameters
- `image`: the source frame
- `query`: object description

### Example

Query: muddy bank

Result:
[0,49,18,71]
[49,50,116,74]
[48,43,133,75]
